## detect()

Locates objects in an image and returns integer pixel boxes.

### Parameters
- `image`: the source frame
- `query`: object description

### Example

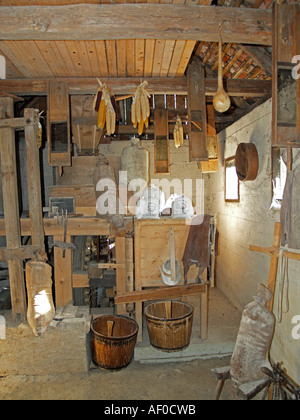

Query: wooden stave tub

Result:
[91,314,139,370]
[235,142,259,181]
[145,301,194,352]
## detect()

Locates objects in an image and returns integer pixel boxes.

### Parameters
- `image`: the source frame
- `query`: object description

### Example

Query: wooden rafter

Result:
[0,4,272,45]
[0,77,272,97]
[223,48,244,77]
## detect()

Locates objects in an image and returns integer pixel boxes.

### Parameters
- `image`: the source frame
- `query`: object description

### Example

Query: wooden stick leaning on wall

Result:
[250,222,281,312]
[250,221,300,314]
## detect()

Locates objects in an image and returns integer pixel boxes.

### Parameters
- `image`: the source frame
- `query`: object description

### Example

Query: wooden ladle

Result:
[213,38,231,113]
[107,320,115,337]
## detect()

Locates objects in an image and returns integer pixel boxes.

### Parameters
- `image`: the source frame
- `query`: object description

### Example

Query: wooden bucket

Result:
[145,301,194,352]
[91,315,138,369]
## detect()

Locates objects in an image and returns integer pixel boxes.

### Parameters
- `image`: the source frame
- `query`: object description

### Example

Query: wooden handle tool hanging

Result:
[213,36,231,113]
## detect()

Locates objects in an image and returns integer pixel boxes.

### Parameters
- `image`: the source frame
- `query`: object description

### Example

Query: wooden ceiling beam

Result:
[0,4,272,45]
[0,77,272,97]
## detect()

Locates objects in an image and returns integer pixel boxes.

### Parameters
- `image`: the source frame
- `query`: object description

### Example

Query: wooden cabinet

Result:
[187,57,208,162]
[134,219,208,342]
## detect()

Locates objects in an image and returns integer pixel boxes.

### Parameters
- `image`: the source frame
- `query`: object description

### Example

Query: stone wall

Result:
[203,98,300,384]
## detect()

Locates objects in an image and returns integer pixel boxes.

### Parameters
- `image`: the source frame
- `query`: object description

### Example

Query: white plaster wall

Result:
[203,98,300,385]
[99,138,203,209]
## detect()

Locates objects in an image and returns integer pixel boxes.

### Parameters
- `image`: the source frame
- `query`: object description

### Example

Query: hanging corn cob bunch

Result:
[36,111,44,148]
[131,81,151,135]
[173,115,184,148]
[36,120,43,148]
[93,79,117,135]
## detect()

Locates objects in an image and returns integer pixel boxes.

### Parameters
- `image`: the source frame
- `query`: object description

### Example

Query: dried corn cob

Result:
[36,121,42,148]
[173,115,184,148]
[97,99,106,129]
[94,79,116,135]
[131,81,151,135]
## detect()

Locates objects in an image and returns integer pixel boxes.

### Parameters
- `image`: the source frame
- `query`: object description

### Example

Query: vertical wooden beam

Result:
[134,221,143,342]
[187,58,208,162]
[271,4,278,149]
[116,236,126,315]
[125,235,134,313]
[0,97,26,319]
[200,284,208,339]
[154,108,170,174]
[24,108,45,253]
[296,5,300,139]
[272,2,300,168]
[47,80,71,168]
[54,234,73,307]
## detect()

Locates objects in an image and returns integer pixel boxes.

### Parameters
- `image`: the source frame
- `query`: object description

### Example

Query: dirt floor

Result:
[0,288,241,401]
[0,356,233,401]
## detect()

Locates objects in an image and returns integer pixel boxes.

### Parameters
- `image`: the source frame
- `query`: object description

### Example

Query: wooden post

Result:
[54,234,73,307]
[116,236,126,315]
[187,57,208,162]
[24,108,55,334]
[200,284,208,339]
[125,235,134,313]
[0,97,26,319]
[154,108,170,174]
[47,81,71,167]
[24,108,45,253]
[134,221,143,342]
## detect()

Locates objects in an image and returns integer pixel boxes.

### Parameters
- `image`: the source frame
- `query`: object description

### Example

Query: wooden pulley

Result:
[235,143,259,181]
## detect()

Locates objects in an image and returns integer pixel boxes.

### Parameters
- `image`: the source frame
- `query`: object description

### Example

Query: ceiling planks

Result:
[0,0,274,131]
[0,38,200,79]
[0,1,273,84]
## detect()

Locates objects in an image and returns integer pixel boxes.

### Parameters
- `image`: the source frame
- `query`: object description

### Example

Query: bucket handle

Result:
[107,320,114,337]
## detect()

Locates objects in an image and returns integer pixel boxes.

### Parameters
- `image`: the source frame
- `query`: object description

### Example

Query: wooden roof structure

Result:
[0,0,275,131]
